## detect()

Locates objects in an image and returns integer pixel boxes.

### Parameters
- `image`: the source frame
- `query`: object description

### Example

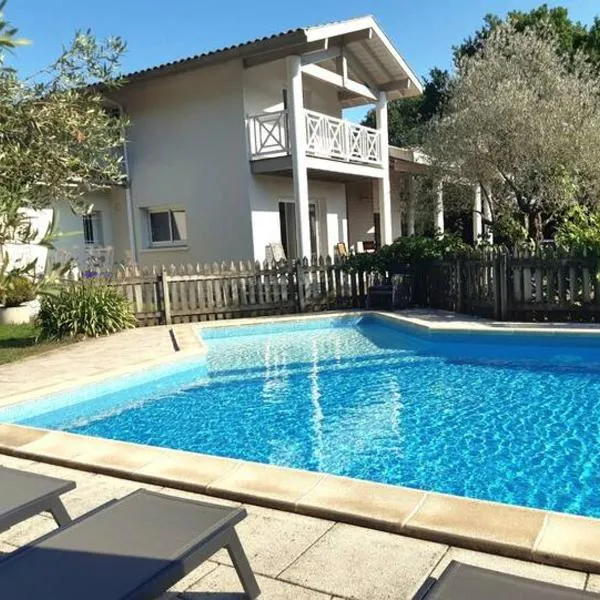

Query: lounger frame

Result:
[0,489,259,600]
[0,466,74,532]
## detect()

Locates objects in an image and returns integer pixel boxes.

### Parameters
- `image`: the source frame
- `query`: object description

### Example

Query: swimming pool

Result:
[3,314,600,518]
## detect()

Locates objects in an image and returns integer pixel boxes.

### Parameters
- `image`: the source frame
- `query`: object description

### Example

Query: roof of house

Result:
[120,16,423,106]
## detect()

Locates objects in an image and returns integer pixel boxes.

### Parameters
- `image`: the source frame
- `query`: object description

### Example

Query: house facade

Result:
[51,17,428,269]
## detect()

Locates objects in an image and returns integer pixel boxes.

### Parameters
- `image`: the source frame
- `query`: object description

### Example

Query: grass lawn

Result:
[0,323,70,365]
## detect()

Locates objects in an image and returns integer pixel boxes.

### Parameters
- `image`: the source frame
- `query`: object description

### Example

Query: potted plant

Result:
[0,276,37,325]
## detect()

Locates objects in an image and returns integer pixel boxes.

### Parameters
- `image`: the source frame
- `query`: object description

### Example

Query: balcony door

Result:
[278,200,320,261]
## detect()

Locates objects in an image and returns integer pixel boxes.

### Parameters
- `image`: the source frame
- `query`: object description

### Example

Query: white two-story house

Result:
[51,16,425,269]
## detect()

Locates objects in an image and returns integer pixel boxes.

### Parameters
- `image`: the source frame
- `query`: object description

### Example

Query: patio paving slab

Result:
[278,522,447,600]
[210,504,335,577]
[586,574,600,592]
[182,564,334,599]
[0,324,202,404]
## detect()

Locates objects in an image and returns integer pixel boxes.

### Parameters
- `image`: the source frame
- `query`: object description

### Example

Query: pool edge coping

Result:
[1,422,600,574]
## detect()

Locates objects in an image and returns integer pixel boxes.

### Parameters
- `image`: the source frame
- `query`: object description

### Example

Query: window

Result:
[147,209,187,247]
[278,200,319,260]
[82,211,103,246]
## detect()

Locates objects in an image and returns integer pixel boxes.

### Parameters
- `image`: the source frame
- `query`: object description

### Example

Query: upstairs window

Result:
[147,208,187,247]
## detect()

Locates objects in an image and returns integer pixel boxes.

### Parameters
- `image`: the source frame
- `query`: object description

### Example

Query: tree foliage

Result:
[0,31,127,212]
[369,4,600,150]
[362,68,452,147]
[456,5,600,66]
[555,205,600,254]
[423,23,600,240]
[0,1,127,298]
[0,0,27,57]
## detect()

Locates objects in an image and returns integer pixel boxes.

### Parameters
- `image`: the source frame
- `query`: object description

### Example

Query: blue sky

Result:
[6,0,600,121]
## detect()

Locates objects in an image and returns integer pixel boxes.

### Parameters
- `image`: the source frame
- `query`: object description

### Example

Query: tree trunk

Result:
[530,212,544,244]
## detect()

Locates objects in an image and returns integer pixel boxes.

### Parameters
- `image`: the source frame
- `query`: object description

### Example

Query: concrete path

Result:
[0,454,596,600]
[0,324,200,404]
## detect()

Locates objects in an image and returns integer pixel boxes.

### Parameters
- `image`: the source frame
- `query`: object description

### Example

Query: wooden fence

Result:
[110,258,372,326]
[105,248,600,325]
[419,248,600,321]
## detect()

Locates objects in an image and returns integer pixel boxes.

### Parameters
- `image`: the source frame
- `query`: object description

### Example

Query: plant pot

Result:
[0,304,34,325]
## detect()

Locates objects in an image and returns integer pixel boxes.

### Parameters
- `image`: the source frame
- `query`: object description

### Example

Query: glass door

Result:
[278,201,319,260]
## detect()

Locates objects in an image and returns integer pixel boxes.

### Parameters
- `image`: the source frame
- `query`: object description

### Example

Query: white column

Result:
[434,180,444,235]
[376,91,392,245]
[483,187,493,244]
[473,183,483,244]
[407,176,416,235]
[286,55,311,259]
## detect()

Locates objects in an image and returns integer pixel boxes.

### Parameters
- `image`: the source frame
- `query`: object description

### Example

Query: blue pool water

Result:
[4,315,600,517]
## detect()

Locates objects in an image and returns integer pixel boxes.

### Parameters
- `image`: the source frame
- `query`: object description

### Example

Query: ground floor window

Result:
[278,201,318,260]
[146,208,187,247]
[373,212,381,249]
[82,211,103,246]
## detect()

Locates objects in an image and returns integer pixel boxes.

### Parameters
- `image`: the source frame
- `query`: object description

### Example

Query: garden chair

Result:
[415,561,599,599]
[0,488,260,599]
[0,466,74,533]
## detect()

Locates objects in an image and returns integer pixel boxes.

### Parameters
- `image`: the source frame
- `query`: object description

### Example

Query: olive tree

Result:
[0,1,127,298]
[424,23,600,241]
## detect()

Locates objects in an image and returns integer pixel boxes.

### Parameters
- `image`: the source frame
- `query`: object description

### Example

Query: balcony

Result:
[246,109,383,172]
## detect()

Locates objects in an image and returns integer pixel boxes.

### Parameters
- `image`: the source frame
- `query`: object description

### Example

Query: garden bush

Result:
[555,205,600,255]
[38,283,136,339]
[344,233,474,275]
[2,276,36,308]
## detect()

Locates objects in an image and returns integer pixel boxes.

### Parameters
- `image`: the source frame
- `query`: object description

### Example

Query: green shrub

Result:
[37,283,137,340]
[344,233,474,274]
[489,213,529,248]
[3,276,36,308]
[555,205,600,255]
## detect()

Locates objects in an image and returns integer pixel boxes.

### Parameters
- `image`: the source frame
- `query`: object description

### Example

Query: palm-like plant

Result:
[0,0,28,56]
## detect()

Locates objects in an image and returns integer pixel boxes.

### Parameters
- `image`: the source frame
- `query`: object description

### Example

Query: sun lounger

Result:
[416,561,599,599]
[0,465,74,532]
[0,488,260,599]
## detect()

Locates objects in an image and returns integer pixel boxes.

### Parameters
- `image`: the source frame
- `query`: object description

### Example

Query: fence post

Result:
[161,267,172,325]
[455,259,463,313]
[498,250,509,321]
[295,259,306,312]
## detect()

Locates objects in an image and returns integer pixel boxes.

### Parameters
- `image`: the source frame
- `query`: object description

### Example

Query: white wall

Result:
[243,59,342,117]
[346,175,405,247]
[116,60,254,267]
[346,181,375,246]
[52,190,120,267]
[248,174,348,261]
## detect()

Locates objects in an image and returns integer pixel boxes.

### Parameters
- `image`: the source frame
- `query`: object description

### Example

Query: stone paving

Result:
[0,324,201,406]
[1,454,597,600]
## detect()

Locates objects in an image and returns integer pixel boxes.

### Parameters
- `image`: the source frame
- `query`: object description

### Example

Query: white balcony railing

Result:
[246,109,383,167]
[304,110,382,165]
[246,110,290,158]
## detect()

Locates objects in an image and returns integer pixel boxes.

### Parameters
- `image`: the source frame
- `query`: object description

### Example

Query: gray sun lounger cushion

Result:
[0,489,260,600]
[416,561,599,599]
[0,465,74,532]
